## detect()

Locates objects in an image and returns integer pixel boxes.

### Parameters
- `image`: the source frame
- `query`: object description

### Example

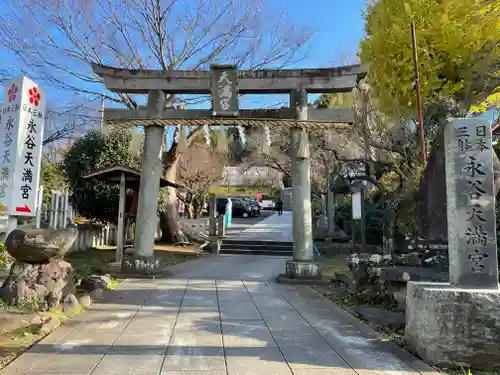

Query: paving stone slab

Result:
[180,300,219,309]
[292,369,357,375]
[216,280,245,288]
[277,285,426,375]
[135,307,180,318]
[219,301,262,321]
[49,331,119,350]
[22,353,105,373]
[270,327,326,347]
[103,289,153,305]
[177,314,221,327]
[88,303,141,313]
[163,346,226,371]
[170,327,223,347]
[0,351,41,375]
[91,352,165,375]
[72,315,133,333]
[217,290,253,301]
[222,320,277,348]
[124,315,177,333]
[225,347,292,375]
[114,330,173,347]
[161,371,226,375]
[279,343,349,369]
[184,290,218,298]
[261,311,312,331]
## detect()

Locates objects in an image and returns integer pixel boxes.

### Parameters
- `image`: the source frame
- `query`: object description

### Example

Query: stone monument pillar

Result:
[405,118,500,369]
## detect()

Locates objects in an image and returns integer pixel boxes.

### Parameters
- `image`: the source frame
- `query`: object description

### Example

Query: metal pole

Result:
[360,188,366,252]
[99,95,105,130]
[62,188,69,228]
[116,172,126,264]
[411,20,426,165]
[208,194,217,236]
[360,85,370,253]
[35,185,44,229]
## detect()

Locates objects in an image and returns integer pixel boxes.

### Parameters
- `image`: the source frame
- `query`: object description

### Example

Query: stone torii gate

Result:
[92,63,367,279]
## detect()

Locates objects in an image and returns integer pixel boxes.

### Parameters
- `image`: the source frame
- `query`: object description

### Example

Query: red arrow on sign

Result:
[15,204,31,213]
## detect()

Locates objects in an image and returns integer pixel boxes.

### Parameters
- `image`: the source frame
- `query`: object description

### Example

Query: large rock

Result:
[0,259,78,311]
[5,227,77,264]
[405,282,500,370]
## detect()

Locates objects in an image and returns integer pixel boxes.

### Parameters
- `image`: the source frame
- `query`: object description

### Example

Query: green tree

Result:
[360,0,500,117]
[61,129,141,224]
[40,162,66,207]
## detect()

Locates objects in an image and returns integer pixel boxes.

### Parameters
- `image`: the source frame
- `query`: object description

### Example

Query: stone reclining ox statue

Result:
[0,227,79,311]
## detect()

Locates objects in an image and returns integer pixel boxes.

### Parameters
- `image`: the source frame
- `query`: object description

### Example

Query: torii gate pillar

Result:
[282,89,322,281]
[132,90,165,260]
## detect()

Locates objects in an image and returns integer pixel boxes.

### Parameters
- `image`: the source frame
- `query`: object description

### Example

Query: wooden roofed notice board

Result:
[211,64,239,117]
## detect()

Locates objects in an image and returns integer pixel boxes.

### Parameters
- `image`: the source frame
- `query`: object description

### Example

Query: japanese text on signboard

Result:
[211,65,239,116]
[456,125,491,273]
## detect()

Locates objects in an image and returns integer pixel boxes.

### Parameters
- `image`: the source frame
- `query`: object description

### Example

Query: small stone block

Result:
[405,281,500,370]
[121,255,163,276]
[285,260,322,279]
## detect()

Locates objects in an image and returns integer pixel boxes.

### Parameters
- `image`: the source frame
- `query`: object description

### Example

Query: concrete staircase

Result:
[220,239,293,256]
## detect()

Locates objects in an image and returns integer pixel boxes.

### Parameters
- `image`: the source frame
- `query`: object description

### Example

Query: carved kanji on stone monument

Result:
[444,118,498,289]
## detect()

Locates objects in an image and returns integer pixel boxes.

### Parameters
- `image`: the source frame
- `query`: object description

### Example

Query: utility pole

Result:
[410,20,426,165]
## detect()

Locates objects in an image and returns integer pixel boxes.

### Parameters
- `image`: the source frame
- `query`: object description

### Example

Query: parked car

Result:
[240,198,261,216]
[216,197,255,218]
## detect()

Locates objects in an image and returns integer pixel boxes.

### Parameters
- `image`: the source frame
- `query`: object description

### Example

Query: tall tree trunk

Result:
[193,194,206,219]
[159,157,188,243]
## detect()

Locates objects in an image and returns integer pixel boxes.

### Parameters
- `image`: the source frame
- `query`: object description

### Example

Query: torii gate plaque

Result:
[92,63,366,279]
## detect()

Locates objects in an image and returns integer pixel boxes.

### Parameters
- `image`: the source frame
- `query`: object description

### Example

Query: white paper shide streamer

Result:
[203,124,211,145]
[263,125,271,146]
[174,125,180,143]
[237,125,246,146]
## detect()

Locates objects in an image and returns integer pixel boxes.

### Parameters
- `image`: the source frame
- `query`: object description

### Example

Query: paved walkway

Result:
[235,212,293,242]
[1,254,438,375]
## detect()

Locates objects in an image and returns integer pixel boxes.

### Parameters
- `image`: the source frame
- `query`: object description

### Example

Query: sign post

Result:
[0,76,46,237]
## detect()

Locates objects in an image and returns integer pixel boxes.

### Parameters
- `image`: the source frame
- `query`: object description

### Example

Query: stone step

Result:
[220,242,293,252]
[375,266,448,283]
[219,239,293,256]
[219,248,293,256]
[221,239,293,246]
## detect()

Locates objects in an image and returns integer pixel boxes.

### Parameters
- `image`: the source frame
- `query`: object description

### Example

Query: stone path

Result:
[235,212,293,242]
[1,255,438,375]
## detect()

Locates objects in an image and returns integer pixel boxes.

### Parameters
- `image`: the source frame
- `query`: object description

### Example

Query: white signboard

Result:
[0,76,46,217]
[352,191,362,220]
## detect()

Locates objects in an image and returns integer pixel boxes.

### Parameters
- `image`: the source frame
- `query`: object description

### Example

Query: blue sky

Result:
[281,0,366,67]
